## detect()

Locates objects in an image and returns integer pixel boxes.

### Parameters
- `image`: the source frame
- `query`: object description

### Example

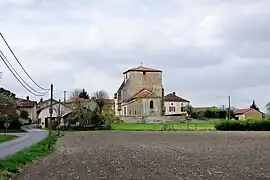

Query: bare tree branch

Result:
[70,89,82,98]
[53,102,67,118]
[92,90,109,110]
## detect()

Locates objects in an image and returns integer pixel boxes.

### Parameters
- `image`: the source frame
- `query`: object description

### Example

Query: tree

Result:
[20,110,29,120]
[71,89,82,98]
[92,90,109,111]
[0,87,16,98]
[0,92,16,107]
[266,102,270,113]
[185,104,193,116]
[250,100,260,111]
[79,89,90,99]
[53,100,67,134]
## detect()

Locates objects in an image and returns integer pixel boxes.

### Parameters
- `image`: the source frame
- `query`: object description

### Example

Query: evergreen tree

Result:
[250,100,260,111]
[78,89,90,99]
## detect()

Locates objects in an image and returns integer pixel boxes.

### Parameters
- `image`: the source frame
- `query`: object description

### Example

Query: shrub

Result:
[61,107,114,131]
[102,108,123,124]
[20,110,29,120]
[0,110,22,129]
[215,119,270,131]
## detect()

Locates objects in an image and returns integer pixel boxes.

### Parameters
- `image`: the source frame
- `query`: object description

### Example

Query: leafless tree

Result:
[92,90,109,111]
[184,104,193,116]
[53,100,67,135]
[70,89,82,98]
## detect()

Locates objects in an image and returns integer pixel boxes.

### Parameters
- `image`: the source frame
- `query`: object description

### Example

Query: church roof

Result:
[132,89,157,99]
[123,66,162,74]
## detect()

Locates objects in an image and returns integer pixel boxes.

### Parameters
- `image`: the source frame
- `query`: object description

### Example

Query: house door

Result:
[124,107,127,116]
[45,118,48,128]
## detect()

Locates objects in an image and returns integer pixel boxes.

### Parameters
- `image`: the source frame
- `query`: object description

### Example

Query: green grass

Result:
[0,135,17,143]
[110,122,216,131]
[0,133,60,180]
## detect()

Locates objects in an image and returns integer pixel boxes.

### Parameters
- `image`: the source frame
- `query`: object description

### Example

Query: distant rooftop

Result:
[164,92,190,102]
[123,66,162,74]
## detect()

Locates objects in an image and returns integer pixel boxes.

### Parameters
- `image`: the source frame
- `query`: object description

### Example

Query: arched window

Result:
[150,100,154,109]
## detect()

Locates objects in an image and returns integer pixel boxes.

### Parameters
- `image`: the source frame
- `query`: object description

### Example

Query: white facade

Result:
[38,103,72,129]
[235,114,245,120]
[19,106,37,121]
[164,101,189,115]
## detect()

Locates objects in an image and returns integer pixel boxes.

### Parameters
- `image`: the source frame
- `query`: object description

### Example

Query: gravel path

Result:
[15,131,270,180]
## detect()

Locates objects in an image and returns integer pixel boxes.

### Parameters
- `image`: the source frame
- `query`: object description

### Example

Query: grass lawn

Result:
[0,135,17,144]
[0,133,60,180]
[111,122,216,131]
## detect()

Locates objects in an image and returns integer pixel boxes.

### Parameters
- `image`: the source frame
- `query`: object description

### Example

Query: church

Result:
[114,65,164,117]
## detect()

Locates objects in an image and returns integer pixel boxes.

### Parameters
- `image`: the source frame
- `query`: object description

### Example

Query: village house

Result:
[164,92,190,115]
[234,108,263,120]
[37,98,98,128]
[16,96,37,123]
[115,65,164,117]
[37,99,72,128]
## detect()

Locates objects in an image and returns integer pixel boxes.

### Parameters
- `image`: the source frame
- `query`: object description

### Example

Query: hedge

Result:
[214,119,270,131]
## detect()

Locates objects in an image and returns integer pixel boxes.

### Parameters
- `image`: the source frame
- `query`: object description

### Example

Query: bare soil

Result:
[15,131,270,180]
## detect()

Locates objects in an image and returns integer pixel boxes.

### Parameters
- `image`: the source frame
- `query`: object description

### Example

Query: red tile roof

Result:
[165,93,190,102]
[17,100,36,108]
[132,89,156,99]
[234,108,253,115]
[123,66,162,74]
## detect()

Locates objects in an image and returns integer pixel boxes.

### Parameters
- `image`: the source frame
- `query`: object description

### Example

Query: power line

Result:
[0,50,48,96]
[0,32,50,91]
[0,53,46,96]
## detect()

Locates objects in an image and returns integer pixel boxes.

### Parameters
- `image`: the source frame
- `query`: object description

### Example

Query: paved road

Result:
[15,131,270,180]
[0,125,48,159]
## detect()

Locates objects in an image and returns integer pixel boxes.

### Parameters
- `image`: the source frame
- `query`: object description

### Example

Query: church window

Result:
[150,100,154,109]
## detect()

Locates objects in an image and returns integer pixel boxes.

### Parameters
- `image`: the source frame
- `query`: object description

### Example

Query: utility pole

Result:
[64,91,66,103]
[228,96,231,120]
[48,84,53,149]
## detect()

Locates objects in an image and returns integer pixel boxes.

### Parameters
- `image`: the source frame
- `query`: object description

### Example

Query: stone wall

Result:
[120,115,185,123]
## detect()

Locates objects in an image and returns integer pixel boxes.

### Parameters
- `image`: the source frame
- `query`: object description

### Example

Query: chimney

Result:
[173,92,176,95]
[26,96,29,100]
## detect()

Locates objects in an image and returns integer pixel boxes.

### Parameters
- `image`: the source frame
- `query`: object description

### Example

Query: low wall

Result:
[119,115,185,123]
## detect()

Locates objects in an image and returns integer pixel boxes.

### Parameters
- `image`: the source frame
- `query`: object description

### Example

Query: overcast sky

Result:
[0,0,270,111]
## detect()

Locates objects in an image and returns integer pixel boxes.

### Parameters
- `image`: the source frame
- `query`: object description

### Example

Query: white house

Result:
[164,92,190,115]
[37,99,72,129]
[37,98,99,128]
[17,96,37,123]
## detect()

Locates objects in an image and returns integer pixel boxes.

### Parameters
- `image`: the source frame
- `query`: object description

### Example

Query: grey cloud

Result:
[1,0,270,110]
[222,14,270,43]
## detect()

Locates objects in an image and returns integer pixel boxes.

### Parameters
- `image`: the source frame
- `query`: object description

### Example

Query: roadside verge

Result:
[0,133,61,180]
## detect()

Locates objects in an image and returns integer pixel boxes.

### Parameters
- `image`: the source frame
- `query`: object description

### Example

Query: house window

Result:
[150,100,154,109]
[181,107,184,112]
[169,106,175,112]
[134,110,136,115]
[143,72,146,75]
[129,110,132,115]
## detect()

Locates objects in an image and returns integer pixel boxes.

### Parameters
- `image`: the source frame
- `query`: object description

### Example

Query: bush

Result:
[0,110,22,129]
[61,107,113,131]
[215,119,270,131]
[20,110,29,120]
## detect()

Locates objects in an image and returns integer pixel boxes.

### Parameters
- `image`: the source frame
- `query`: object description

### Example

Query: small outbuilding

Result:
[234,108,263,120]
